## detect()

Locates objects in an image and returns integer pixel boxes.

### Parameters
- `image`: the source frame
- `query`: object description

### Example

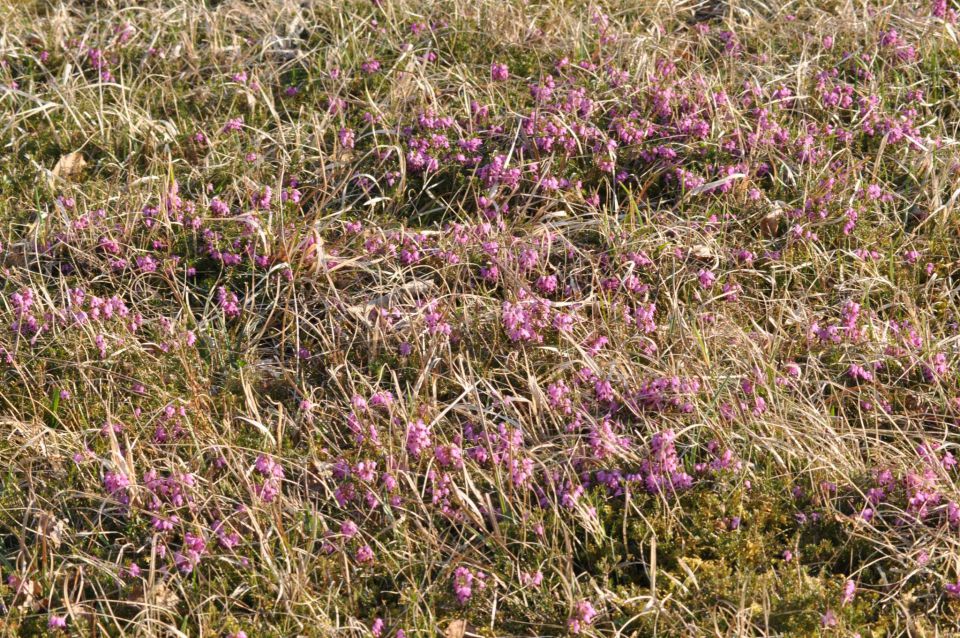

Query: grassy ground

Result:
[1,0,960,635]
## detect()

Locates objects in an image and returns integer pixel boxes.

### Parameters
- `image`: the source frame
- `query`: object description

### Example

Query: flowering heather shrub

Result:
[2,0,960,636]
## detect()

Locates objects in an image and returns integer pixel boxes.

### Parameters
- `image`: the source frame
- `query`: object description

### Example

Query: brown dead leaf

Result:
[129,580,181,611]
[13,578,43,611]
[759,201,784,238]
[444,619,469,638]
[50,152,87,188]
[333,146,355,163]
[690,244,713,260]
[759,212,780,237]
[35,511,68,548]
[152,581,181,610]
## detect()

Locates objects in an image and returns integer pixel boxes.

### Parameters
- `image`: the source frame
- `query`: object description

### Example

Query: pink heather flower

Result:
[369,391,394,409]
[222,117,244,133]
[104,470,131,503]
[553,312,575,332]
[847,363,873,382]
[351,394,368,412]
[453,566,474,604]
[594,378,614,403]
[372,618,385,637]
[568,600,598,634]
[923,352,948,382]
[355,544,374,564]
[361,58,380,74]
[507,455,535,486]
[252,186,272,210]
[424,303,452,336]
[639,429,693,494]
[340,519,358,538]
[947,581,960,598]
[587,336,608,357]
[536,274,558,294]
[254,454,284,479]
[501,291,552,342]
[406,419,432,458]
[633,302,657,333]
[338,127,355,149]
[175,532,207,574]
[150,516,179,532]
[521,570,543,587]
[217,287,241,318]
[48,615,67,631]
[210,197,230,217]
[490,62,509,81]
[253,454,283,502]
[820,609,838,628]
[546,380,572,414]
[842,579,856,606]
[697,269,716,289]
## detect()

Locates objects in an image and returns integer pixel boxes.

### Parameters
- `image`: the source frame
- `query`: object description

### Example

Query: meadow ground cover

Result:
[1,0,960,635]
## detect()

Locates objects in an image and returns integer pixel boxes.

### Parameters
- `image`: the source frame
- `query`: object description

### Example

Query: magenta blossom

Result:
[490,62,509,81]
[568,600,598,634]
